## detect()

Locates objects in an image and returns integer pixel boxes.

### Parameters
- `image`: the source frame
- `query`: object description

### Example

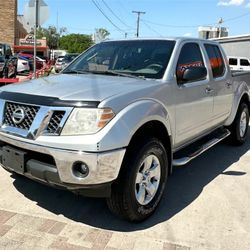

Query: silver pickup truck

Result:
[0,38,250,221]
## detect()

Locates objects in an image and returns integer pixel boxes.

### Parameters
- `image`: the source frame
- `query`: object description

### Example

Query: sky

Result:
[18,0,250,39]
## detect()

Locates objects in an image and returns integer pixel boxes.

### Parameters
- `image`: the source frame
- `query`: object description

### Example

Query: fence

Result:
[0,62,53,86]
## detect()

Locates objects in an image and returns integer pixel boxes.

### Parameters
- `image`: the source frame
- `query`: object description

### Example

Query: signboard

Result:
[19,34,43,46]
[24,0,49,27]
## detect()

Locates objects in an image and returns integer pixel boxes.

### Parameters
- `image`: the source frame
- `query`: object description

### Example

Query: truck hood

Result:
[1,74,156,102]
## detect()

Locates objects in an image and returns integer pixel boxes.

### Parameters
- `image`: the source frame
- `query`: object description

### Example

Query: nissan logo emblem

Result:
[12,108,26,124]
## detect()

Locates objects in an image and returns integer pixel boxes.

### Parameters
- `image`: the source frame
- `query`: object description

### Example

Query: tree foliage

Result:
[33,25,67,50]
[95,28,110,42]
[59,34,93,53]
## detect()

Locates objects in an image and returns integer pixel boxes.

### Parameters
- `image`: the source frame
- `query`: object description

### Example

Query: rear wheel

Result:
[107,137,168,221]
[228,102,249,145]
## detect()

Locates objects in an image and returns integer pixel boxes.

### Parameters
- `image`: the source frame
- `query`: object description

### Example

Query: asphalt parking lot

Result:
[1,131,250,250]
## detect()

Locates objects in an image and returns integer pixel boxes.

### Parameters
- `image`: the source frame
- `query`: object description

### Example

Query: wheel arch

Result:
[124,120,173,175]
[240,93,250,111]
[225,89,250,126]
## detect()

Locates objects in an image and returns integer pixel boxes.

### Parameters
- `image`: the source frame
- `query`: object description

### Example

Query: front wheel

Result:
[228,102,249,145]
[107,137,168,221]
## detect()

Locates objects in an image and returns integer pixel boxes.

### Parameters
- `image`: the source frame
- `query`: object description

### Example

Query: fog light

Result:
[72,161,89,178]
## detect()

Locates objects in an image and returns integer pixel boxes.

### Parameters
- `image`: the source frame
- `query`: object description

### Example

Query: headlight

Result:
[61,108,115,135]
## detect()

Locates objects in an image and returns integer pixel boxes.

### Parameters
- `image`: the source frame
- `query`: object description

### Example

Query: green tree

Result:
[59,34,93,53]
[33,26,67,50]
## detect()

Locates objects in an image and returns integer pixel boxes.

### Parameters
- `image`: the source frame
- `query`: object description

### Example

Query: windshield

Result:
[63,40,176,79]
[64,54,79,63]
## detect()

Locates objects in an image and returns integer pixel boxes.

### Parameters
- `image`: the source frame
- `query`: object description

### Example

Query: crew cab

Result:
[0,38,249,221]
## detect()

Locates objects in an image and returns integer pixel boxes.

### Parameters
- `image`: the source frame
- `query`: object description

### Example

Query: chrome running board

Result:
[173,129,231,167]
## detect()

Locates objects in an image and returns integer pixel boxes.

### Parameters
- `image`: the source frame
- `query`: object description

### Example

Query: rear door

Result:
[204,43,233,125]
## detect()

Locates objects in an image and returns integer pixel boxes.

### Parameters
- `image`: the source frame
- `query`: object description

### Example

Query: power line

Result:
[101,0,133,29]
[142,9,250,29]
[223,10,250,23]
[142,19,200,28]
[141,20,164,37]
[91,0,125,33]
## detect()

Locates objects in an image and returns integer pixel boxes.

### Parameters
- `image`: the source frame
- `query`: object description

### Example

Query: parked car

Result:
[0,38,250,221]
[0,56,17,78]
[17,56,30,74]
[0,56,5,75]
[63,53,79,67]
[54,56,65,73]
[28,57,45,71]
[228,56,250,71]
[55,54,79,73]
[0,43,18,78]
[18,53,46,71]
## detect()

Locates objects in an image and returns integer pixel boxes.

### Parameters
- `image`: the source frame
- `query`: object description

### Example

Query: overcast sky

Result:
[18,0,250,39]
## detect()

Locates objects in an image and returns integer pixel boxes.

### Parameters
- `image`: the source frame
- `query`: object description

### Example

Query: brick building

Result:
[0,0,18,45]
[0,0,29,46]
[0,0,48,56]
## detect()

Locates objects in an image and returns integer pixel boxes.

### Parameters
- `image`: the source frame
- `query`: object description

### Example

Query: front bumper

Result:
[0,133,126,194]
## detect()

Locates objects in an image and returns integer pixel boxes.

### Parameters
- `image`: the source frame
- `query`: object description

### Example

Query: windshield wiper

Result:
[90,70,145,80]
[62,69,90,74]
[62,69,145,80]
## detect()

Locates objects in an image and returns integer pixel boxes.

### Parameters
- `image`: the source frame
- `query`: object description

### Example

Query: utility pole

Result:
[132,11,145,37]
[33,0,39,78]
[218,17,223,38]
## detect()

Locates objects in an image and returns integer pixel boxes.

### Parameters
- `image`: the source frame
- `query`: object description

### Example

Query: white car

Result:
[55,56,65,73]
[228,56,250,72]
[17,57,30,74]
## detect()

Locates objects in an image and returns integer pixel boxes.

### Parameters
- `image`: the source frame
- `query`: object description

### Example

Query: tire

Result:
[107,137,168,222]
[228,102,249,145]
[3,68,8,78]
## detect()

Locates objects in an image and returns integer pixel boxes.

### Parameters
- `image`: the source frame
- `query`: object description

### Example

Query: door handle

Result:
[226,82,232,88]
[205,87,214,94]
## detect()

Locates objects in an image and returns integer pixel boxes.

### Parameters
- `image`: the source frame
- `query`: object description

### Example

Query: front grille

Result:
[46,111,65,134]
[4,102,40,130]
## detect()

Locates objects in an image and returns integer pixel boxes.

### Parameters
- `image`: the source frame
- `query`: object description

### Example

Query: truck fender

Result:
[225,81,250,126]
[97,99,172,152]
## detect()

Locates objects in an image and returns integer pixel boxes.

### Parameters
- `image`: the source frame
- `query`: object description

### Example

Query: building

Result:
[213,34,250,59]
[0,0,49,56]
[198,26,229,39]
[13,34,48,57]
[17,15,32,34]
[0,0,17,45]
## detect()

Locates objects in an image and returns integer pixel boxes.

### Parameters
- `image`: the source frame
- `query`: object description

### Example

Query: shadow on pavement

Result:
[11,135,250,232]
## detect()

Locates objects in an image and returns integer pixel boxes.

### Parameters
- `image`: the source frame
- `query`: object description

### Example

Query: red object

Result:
[13,45,48,51]
[0,78,19,84]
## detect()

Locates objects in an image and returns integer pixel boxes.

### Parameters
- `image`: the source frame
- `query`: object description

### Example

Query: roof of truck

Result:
[101,37,219,44]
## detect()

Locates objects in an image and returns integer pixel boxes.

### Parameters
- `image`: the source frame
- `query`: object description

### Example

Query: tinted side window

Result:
[6,45,12,56]
[176,43,204,82]
[229,58,237,66]
[204,44,225,78]
[240,59,250,66]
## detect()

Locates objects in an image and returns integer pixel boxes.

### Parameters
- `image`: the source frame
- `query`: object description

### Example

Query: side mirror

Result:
[182,66,207,83]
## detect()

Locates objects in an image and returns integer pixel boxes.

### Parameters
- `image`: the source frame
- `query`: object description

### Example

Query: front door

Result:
[174,42,214,147]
